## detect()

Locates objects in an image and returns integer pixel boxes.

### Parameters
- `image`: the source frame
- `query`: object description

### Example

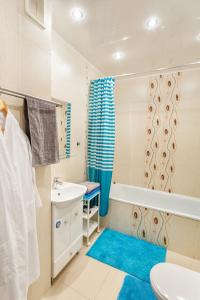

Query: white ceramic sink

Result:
[51,182,87,205]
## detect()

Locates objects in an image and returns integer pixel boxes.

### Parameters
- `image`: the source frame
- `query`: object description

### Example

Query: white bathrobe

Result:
[0,111,41,300]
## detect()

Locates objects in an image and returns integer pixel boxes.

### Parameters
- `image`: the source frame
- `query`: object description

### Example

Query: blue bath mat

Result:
[118,275,156,300]
[87,228,166,283]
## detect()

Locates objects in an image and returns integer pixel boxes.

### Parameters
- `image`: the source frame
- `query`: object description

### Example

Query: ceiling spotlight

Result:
[112,51,125,60]
[70,7,85,22]
[145,16,160,30]
[122,36,129,41]
[196,33,200,42]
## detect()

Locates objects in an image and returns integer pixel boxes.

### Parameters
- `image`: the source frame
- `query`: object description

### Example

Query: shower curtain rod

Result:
[0,87,63,107]
[110,61,200,79]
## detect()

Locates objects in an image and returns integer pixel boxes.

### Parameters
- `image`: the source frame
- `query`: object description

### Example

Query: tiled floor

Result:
[41,230,200,300]
[42,231,125,300]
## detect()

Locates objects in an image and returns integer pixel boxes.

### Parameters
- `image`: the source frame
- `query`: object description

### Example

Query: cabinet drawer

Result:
[52,235,82,278]
[68,236,82,258]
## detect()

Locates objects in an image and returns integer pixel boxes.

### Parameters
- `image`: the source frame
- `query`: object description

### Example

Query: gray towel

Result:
[24,96,60,166]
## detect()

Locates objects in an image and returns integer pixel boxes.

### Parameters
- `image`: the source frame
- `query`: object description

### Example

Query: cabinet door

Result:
[53,213,70,259]
[70,202,82,243]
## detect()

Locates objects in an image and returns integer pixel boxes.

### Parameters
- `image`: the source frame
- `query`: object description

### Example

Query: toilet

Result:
[150,263,200,300]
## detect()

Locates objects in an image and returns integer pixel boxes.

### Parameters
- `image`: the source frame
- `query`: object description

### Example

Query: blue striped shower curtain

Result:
[87,77,115,217]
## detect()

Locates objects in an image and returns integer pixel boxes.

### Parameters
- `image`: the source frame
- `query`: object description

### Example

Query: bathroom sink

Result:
[51,182,87,205]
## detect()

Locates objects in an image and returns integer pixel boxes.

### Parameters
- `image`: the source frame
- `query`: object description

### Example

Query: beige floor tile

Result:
[57,253,91,286]
[53,231,101,285]
[41,281,87,300]
[61,257,111,299]
[95,268,125,300]
[47,229,106,297]
[42,235,200,300]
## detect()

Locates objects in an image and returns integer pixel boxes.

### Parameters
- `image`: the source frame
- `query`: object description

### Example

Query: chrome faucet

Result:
[53,177,63,189]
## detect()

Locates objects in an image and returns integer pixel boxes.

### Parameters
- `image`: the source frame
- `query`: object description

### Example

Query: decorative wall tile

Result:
[131,204,171,247]
[132,206,148,240]
[144,72,181,193]
[108,199,200,258]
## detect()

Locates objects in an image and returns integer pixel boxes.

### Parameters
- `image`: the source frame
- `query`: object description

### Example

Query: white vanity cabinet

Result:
[51,199,83,279]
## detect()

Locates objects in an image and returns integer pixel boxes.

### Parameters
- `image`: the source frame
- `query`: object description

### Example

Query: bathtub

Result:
[109,183,200,221]
[108,183,200,258]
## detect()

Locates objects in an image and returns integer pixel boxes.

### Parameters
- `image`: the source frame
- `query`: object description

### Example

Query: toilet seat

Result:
[150,263,200,300]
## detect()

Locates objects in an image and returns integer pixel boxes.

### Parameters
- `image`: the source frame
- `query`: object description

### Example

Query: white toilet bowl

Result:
[150,263,200,300]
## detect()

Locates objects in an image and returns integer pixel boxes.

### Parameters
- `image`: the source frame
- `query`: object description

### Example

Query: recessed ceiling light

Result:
[196,33,200,42]
[70,7,85,22]
[122,36,129,41]
[145,16,160,30]
[112,51,125,60]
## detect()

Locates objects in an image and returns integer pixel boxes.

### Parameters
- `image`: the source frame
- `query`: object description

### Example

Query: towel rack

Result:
[0,87,63,107]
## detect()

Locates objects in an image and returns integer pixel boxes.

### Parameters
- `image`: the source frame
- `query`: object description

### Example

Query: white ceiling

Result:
[52,0,200,76]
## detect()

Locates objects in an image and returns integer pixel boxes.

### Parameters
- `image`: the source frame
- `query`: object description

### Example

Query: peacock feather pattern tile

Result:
[131,204,171,247]
[144,72,181,193]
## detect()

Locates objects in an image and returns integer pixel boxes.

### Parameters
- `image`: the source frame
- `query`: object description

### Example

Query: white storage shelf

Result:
[82,190,100,246]
[83,206,99,220]
[83,220,98,237]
